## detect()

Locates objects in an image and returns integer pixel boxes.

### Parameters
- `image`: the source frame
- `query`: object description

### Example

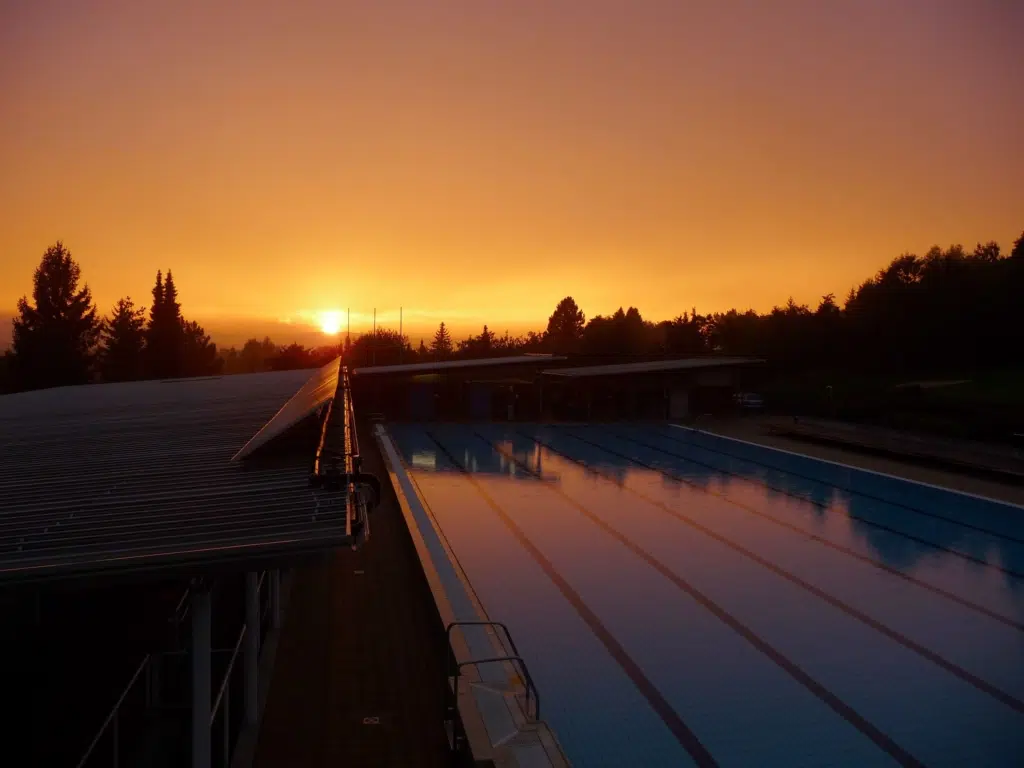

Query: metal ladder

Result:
[443,620,541,756]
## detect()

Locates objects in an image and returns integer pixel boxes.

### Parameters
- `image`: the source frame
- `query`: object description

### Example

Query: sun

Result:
[318,310,343,336]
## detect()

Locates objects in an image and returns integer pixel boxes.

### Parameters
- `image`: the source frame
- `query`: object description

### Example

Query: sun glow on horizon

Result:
[318,310,344,336]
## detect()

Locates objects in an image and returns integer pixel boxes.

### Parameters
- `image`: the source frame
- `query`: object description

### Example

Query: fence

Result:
[76,571,277,768]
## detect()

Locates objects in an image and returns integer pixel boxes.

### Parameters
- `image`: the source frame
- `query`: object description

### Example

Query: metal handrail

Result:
[445,620,521,660]
[210,624,246,726]
[75,654,150,768]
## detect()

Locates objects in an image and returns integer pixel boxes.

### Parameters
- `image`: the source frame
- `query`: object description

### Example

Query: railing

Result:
[309,364,380,547]
[76,571,277,768]
[170,585,192,650]
[75,655,152,768]
[444,621,541,756]
[209,624,247,768]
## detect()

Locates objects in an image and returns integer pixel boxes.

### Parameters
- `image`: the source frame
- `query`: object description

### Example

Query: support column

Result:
[245,571,259,725]
[270,570,281,630]
[191,583,212,768]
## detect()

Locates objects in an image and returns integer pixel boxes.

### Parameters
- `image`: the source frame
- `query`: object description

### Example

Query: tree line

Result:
[2,231,1022,394]
[1,242,219,391]
[343,231,1024,376]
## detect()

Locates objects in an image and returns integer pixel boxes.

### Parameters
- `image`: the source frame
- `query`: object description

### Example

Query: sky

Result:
[1,0,1022,347]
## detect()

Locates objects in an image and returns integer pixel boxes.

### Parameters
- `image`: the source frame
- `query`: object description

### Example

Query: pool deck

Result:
[698,416,1024,507]
[253,424,451,768]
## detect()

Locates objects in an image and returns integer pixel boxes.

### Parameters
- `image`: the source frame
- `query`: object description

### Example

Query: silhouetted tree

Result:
[145,270,185,378]
[348,330,408,367]
[657,309,708,355]
[431,322,453,358]
[182,320,221,377]
[491,330,523,353]
[11,242,101,390]
[270,343,313,371]
[230,337,277,374]
[417,339,428,358]
[545,296,585,353]
[99,297,147,382]
[458,324,497,357]
[583,306,654,356]
[1012,231,1024,260]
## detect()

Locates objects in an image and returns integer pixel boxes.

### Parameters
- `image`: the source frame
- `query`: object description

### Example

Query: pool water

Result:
[385,422,1024,767]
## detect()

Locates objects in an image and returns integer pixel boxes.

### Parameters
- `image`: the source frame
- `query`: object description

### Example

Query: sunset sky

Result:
[2,0,1022,346]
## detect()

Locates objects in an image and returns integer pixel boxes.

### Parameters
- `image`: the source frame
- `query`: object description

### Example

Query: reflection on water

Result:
[389,426,561,482]
[390,422,1024,586]
[597,424,1024,584]
[388,422,1024,765]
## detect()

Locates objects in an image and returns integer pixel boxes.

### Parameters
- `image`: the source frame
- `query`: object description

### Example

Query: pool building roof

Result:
[352,354,564,377]
[0,365,353,587]
[541,356,764,378]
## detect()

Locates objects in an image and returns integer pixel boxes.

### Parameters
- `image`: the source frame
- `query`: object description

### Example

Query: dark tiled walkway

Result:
[254,426,451,768]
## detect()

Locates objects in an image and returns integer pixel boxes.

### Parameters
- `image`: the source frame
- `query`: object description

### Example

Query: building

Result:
[351,354,764,422]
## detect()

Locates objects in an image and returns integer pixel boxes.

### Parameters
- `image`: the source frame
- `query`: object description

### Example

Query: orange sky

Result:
[2,1,1022,346]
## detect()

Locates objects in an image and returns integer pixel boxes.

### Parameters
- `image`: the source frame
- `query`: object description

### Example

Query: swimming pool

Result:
[381,422,1024,767]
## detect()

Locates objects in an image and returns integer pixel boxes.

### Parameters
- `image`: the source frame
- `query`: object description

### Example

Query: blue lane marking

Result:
[442,427,905,767]
[522,425,1024,766]
[568,425,1024,623]
[587,426,1024,579]
[428,430,717,768]
[521,428,1024,707]
[665,425,1024,539]
[561,428,1024,626]
[389,425,701,768]
[391,422,1024,766]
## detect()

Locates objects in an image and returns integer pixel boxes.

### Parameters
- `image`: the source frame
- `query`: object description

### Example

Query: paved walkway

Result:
[253,425,451,768]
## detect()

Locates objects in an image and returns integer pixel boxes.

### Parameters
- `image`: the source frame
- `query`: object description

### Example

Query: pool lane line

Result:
[508,434,1024,635]
[566,429,1024,582]
[472,434,927,768]
[672,424,1024,512]
[510,430,1024,718]
[423,431,720,768]
[625,425,1024,546]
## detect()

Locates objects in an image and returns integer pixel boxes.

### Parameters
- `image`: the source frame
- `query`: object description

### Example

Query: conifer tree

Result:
[99,297,147,382]
[11,241,101,390]
[431,322,453,358]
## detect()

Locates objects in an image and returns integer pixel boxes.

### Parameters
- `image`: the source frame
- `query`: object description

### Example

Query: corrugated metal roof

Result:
[0,369,351,586]
[541,357,764,377]
[352,354,564,376]
[233,358,341,462]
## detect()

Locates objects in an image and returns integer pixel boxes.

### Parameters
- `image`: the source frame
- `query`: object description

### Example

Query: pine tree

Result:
[182,319,221,377]
[99,297,147,382]
[479,324,493,352]
[545,296,585,353]
[417,339,428,358]
[163,269,181,320]
[431,322,453,358]
[11,241,101,390]
[145,268,185,378]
